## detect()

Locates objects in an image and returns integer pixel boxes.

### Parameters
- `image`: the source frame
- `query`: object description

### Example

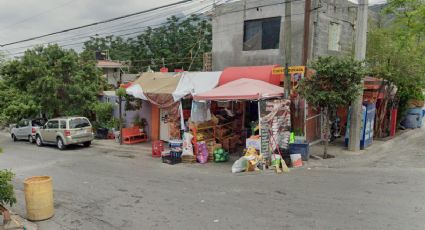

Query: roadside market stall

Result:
[190,78,292,169]
[126,71,221,141]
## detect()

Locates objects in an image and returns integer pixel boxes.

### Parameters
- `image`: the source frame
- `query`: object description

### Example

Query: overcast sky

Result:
[0,0,386,57]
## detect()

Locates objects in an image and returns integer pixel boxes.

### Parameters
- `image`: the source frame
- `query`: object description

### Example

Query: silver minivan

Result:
[11,119,46,143]
[35,117,94,150]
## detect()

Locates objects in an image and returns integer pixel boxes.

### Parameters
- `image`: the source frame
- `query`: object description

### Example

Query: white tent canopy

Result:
[126,71,222,102]
[172,71,221,101]
[126,83,147,100]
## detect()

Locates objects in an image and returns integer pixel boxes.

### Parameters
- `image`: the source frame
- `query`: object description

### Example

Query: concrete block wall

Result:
[212,0,358,70]
[212,0,305,70]
[311,0,357,59]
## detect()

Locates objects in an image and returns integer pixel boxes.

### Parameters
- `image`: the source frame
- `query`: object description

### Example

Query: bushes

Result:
[92,102,114,128]
[297,56,365,157]
[0,170,16,207]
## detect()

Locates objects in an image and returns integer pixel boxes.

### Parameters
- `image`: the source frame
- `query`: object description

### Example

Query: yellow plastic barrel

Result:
[24,176,54,221]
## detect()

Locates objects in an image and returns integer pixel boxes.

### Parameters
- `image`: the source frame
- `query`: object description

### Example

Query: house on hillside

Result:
[96,60,137,87]
[211,0,358,70]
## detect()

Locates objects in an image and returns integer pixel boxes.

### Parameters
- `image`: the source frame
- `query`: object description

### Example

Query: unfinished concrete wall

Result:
[311,0,357,59]
[212,0,358,70]
[212,0,305,70]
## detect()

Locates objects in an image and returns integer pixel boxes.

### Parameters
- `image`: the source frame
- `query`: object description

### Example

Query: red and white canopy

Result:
[193,78,284,101]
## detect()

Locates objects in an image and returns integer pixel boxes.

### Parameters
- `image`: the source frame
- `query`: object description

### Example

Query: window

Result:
[17,120,27,128]
[328,22,341,51]
[69,118,91,129]
[243,17,281,51]
[47,121,59,129]
[32,119,46,127]
[60,120,67,129]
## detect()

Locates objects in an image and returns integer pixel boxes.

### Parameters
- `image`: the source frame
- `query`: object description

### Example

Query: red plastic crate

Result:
[152,140,164,158]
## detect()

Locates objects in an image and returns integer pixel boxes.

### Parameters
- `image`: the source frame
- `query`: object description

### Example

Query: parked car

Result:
[35,117,94,150]
[10,118,46,143]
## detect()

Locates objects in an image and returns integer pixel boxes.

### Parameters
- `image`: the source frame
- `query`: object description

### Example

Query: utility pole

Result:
[118,69,123,145]
[348,0,368,151]
[284,0,292,98]
[302,0,311,66]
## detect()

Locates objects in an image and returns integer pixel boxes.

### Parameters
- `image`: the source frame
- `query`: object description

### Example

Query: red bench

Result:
[122,126,147,144]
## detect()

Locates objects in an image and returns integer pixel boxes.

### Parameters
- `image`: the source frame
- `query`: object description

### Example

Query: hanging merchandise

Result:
[259,99,291,159]
[191,101,212,122]
[179,102,186,131]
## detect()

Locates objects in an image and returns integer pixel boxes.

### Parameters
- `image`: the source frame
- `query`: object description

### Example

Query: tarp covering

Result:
[193,78,284,101]
[219,65,282,86]
[126,72,182,108]
[172,71,222,101]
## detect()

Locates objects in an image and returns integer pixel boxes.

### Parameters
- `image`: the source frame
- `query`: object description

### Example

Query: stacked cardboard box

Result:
[181,155,196,163]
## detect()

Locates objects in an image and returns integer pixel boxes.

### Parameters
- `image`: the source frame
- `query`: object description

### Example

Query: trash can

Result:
[289,143,310,161]
[24,176,54,221]
[407,108,424,128]
[95,128,109,139]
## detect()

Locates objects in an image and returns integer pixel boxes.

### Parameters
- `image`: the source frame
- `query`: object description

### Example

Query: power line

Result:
[0,0,77,32]
[3,1,219,57]
[1,4,189,52]
[1,0,217,56]
[0,0,193,47]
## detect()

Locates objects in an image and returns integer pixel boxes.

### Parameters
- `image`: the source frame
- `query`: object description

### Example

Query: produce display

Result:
[213,148,229,162]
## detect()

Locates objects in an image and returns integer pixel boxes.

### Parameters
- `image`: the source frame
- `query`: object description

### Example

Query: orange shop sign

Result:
[272,66,305,75]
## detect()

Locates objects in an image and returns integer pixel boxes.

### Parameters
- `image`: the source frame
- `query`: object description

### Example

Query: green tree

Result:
[81,14,212,73]
[92,102,114,128]
[367,0,425,116]
[297,57,365,158]
[81,36,132,61]
[0,44,104,123]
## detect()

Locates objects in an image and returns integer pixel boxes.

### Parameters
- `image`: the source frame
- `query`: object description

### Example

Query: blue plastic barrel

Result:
[289,143,310,161]
[407,108,423,128]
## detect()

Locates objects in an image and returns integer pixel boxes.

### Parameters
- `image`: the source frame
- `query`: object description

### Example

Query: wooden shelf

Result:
[190,125,216,158]
[216,122,233,128]
[216,134,235,140]
[198,137,215,142]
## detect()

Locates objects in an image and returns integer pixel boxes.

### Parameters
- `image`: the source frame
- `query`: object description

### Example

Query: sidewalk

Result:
[91,139,153,158]
[305,127,424,169]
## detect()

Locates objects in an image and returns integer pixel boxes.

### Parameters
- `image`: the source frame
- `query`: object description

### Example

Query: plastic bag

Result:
[232,157,248,173]
[182,133,194,156]
[197,141,208,164]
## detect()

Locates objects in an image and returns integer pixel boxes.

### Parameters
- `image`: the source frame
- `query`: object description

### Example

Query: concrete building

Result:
[212,0,357,70]
[96,60,137,87]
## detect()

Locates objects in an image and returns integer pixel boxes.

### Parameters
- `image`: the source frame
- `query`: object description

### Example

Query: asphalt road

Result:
[0,129,424,230]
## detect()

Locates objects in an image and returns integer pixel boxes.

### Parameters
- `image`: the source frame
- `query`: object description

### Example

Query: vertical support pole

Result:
[302,0,312,66]
[119,69,123,145]
[284,0,292,98]
[258,100,262,155]
[301,0,311,138]
[348,0,368,151]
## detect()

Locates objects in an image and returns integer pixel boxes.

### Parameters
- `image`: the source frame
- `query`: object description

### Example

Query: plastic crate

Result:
[162,155,182,165]
[152,141,164,158]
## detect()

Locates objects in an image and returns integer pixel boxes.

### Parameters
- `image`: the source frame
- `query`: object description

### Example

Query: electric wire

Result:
[0,0,193,47]
[4,2,218,57]
[2,1,219,56]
